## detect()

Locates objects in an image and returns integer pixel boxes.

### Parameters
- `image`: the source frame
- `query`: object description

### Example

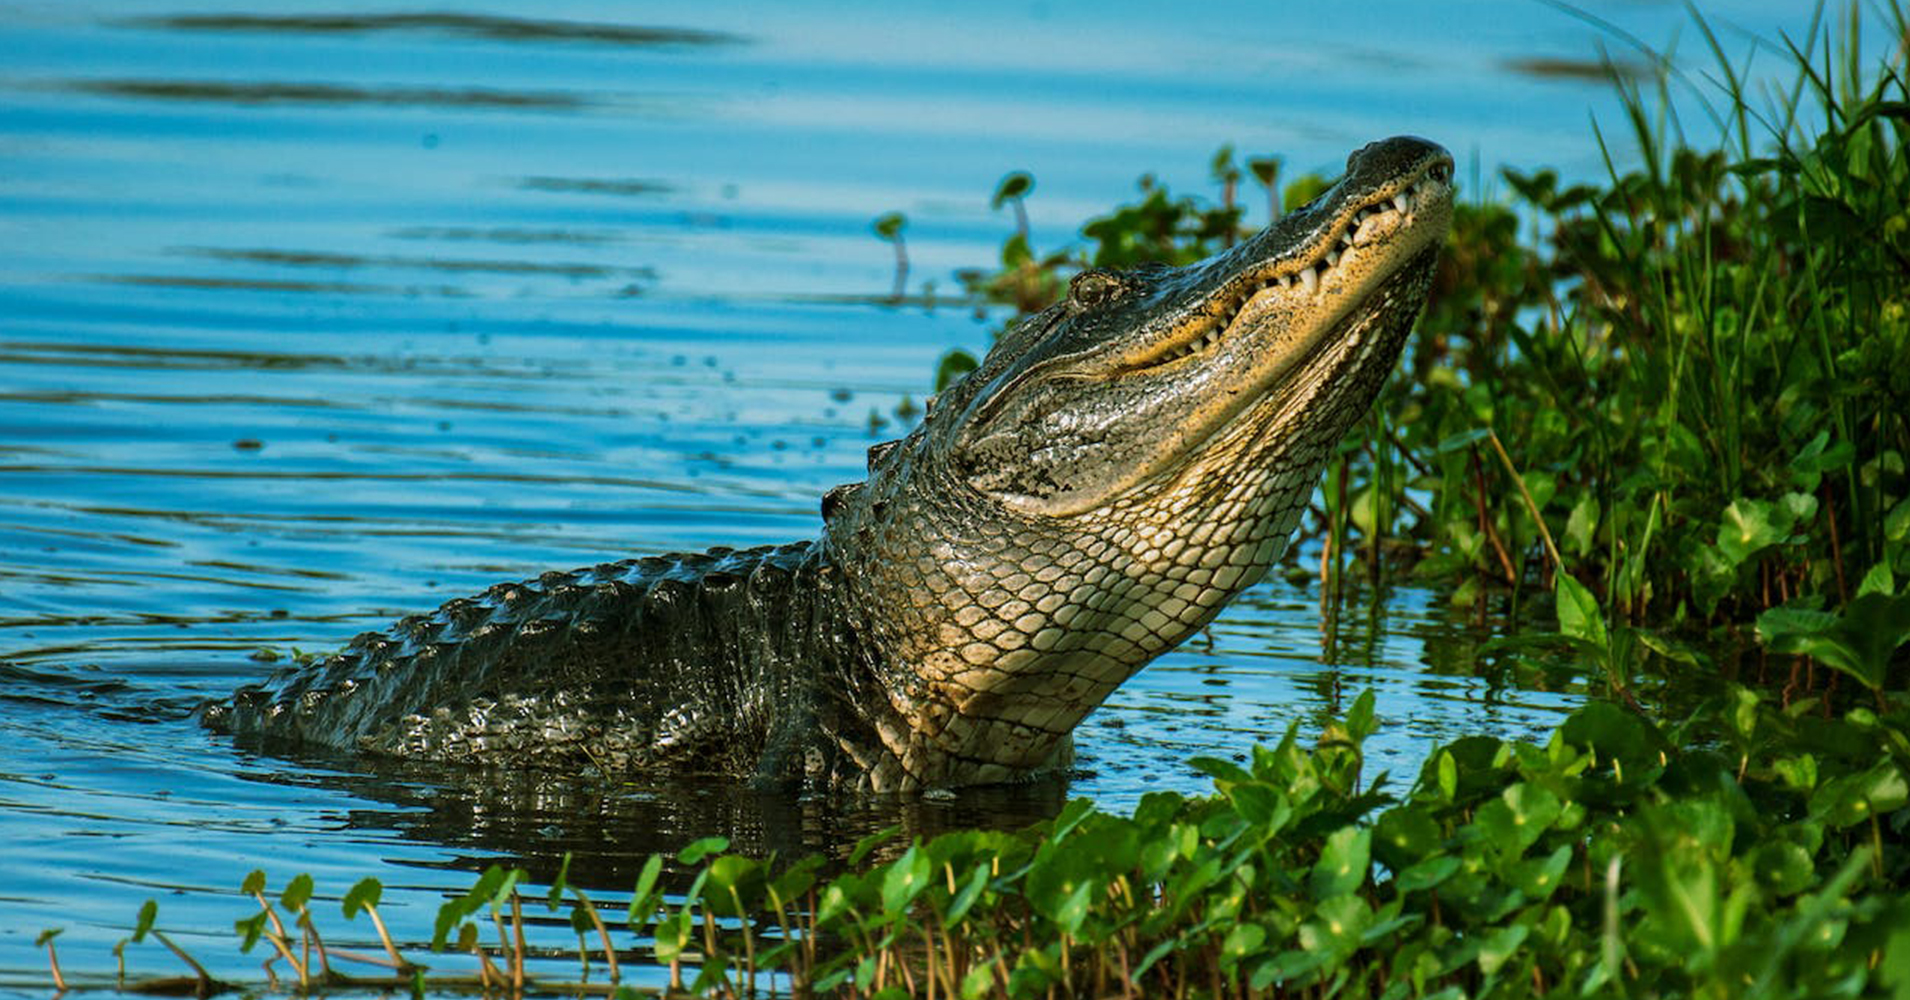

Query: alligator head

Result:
[823,135,1453,791]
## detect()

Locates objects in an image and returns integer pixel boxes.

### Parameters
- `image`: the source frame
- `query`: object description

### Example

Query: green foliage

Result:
[1387,5,1910,658]
[72,685,1908,998]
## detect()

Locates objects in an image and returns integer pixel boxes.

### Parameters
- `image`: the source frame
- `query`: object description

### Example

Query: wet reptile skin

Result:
[202,136,1455,793]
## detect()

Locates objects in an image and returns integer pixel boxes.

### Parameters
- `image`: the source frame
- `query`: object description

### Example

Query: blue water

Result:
[0,0,1845,991]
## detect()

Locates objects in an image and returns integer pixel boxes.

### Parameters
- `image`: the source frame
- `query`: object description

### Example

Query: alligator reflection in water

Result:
[232,733,1069,887]
[204,137,1456,795]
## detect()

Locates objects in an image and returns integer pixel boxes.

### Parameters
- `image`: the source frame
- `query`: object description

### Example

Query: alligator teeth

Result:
[1340,232,1355,247]
[1324,248,1341,267]
[1298,266,1319,295]
[1392,193,1411,214]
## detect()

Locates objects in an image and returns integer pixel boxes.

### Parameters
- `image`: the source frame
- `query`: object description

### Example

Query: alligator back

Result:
[202,542,849,781]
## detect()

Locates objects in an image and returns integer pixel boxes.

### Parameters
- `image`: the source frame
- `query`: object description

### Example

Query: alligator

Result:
[201,135,1454,793]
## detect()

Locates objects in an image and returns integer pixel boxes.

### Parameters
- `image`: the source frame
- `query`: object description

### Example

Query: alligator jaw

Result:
[1139,162,1453,373]
[944,136,1454,521]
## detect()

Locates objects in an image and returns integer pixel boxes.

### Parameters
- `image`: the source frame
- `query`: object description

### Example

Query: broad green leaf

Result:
[1373,805,1442,869]
[1050,880,1094,936]
[650,910,693,963]
[1511,844,1573,900]
[1857,562,1895,598]
[281,873,314,912]
[1048,798,1096,842]
[545,852,572,908]
[991,171,1034,207]
[677,836,729,865]
[1760,593,1910,691]
[849,824,902,866]
[1564,493,1600,556]
[945,864,990,924]
[1717,498,1790,567]
[1477,923,1531,975]
[1222,922,1268,963]
[705,855,764,917]
[1299,893,1371,957]
[342,877,382,918]
[132,899,157,943]
[1554,573,1607,648]
[627,854,664,926]
[1309,826,1371,899]
[1811,761,1910,827]
[1749,841,1815,896]
[233,912,268,953]
[1475,782,1561,858]
[879,844,932,915]
[1395,855,1461,894]
[960,958,998,1000]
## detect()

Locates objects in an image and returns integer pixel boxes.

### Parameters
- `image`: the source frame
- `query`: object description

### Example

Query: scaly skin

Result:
[203,136,1455,793]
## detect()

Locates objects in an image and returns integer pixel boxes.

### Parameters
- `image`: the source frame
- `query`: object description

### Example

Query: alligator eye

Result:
[1067,269,1126,311]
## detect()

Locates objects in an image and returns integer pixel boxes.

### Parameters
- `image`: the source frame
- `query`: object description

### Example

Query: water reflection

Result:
[67,78,596,111]
[234,736,1068,887]
[170,246,656,282]
[122,12,747,49]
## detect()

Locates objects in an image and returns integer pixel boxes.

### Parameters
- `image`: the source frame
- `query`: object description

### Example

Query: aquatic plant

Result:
[53,680,1910,998]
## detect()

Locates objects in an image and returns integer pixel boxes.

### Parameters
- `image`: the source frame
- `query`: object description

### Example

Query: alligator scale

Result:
[203,136,1454,793]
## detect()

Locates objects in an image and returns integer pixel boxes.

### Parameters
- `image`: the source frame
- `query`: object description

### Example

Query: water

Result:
[0,0,1829,991]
